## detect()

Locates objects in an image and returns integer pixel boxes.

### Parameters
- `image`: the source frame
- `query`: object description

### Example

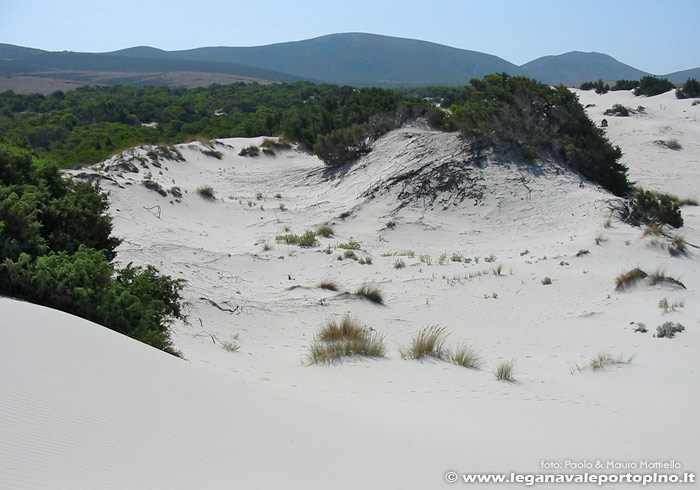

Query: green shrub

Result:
[630,189,683,228]
[453,75,631,197]
[656,321,685,338]
[580,80,609,94]
[612,79,640,91]
[634,76,675,96]
[316,224,334,237]
[238,145,260,157]
[675,78,700,99]
[604,104,632,117]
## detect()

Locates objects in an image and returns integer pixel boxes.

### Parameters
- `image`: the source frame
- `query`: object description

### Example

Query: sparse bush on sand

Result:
[655,322,685,339]
[275,230,318,247]
[648,270,686,289]
[316,224,335,237]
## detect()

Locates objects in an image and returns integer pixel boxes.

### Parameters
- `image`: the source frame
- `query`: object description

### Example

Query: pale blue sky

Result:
[1,0,697,74]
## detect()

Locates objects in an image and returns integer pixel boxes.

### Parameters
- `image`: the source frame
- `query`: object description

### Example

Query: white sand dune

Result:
[2,89,698,489]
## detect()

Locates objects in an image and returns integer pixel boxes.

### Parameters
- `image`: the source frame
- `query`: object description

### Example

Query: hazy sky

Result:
[1,0,697,74]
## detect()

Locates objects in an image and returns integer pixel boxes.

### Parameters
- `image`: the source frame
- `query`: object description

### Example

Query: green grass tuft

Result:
[494,359,517,381]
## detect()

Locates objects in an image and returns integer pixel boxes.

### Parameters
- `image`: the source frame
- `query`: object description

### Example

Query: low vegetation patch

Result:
[401,325,450,360]
[658,298,684,314]
[316,224,334,237]
[604,104,633,117]
[589,353,634,371]
[655,321,685,338]
[196,185,216,199]
[451,345,482,369]
[648,270,686,289]
[318,279,340,291]
[307,315,386,364]
[495,359,517,382]
[655,139,682,151]
[238,145,260,157]
[355,283,384,304]
[615,268,648,290]
[275,230,318,247]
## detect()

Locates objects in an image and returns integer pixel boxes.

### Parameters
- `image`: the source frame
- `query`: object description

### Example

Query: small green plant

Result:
[401,325,450,360]
[520,249,529,256]
[394,258,406,269]
[338,239,361,250]
[541,277,552,285]
[256,192,263,200]
[655,321,685,338]
[615,268,648,290]
[355,283,384,304]
[221,336,240,352]
[169,186,183,198]
[604,104,632,116]
[275,230,318,247]
[450,253,464,262]
[196,185,215,199]
[450,345,481,369]
[484,254,496,263]
[495,359,516,382]
[633,322,648,333]
[343,250,358,260]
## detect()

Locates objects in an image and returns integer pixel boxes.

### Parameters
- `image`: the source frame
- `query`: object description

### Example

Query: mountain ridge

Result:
[1,33,697,90]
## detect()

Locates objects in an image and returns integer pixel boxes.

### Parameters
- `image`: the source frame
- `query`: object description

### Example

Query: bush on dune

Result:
[0,144,185,355]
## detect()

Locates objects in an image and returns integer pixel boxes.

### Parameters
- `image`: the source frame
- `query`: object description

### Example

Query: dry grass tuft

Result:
[589,353,634,371]
[316,224,334,237]
[196,185,215,199]
[307,315,386,364]
[318,280,340,291]
[648,270,686,289]
[355,283,384,304]
[495,359,516,382]
[615,268,648,290]
[451,345,481,369]
[401,325,450,360]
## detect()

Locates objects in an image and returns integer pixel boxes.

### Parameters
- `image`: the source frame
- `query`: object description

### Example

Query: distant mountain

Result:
[664,67,700,84]
[0,43,47,61]
[522,51,649,84]
[2,34,699,92]
[110,33,526,87]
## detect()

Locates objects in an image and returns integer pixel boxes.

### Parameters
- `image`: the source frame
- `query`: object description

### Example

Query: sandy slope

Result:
[2,89,699,489]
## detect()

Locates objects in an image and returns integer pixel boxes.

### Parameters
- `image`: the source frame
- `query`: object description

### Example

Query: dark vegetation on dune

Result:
[0,74,684,351]
[0,145,185,355]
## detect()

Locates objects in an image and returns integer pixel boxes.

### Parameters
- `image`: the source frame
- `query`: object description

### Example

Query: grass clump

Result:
[658,298,685,314]
[451,345,481,369]
[394,258,406,269]
[494,359,516,382]
[318,280,340,291]
[338,239,361,250]
[196,185,216,199]
[655,139,682,151]
[307,315,386,365]
[669,235,686,256]
[541,277,552,285]
[275,230,318,247]
[655,321,685,338]
[238,145,260,157]
[221,339,240,352]
[355,283,384,304]
[401,325,450,360]
[589,353,634,371]
[648,270,686,289]
[316,224,334,237]
[615,268,648,290]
